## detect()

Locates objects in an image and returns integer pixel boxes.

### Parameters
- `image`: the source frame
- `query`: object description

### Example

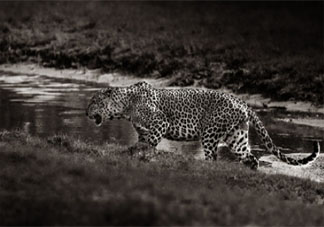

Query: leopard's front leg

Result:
[133,113,169,147]
[129,113,169,161]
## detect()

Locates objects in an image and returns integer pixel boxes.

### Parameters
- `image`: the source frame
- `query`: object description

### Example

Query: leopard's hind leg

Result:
[201,127,226,161]
[224,121,259,170]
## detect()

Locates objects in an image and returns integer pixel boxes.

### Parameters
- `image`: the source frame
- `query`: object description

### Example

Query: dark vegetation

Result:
[0,129,324,226]
[0,2,323,105]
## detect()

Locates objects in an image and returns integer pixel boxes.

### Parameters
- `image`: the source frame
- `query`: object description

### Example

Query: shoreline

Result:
[1,63,324,114]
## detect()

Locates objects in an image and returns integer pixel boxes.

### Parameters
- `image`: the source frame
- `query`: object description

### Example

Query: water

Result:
[0,71,323,156]
[0,72,137,145]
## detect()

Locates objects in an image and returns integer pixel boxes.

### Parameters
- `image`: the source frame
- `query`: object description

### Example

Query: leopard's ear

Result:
[101,87,113,96]
[131,81,152,88]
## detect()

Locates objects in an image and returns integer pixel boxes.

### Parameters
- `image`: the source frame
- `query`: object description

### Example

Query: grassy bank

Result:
[0,2,323,105]
[0,129,324,226]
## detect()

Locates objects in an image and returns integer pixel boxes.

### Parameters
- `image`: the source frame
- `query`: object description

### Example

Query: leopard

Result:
[86,81,320,170]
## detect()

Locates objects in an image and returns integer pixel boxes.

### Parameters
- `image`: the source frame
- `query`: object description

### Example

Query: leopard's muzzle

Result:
[86,110,103,127]
[94,114,102,126]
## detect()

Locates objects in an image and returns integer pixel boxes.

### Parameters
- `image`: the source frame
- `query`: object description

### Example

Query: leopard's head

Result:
[86,87,127,126]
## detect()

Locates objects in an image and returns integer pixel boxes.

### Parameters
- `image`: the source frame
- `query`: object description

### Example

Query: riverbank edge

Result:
[0,129,323,183]
[1,63,324,114]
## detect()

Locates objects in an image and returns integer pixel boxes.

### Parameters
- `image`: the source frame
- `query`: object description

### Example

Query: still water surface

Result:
[0,71,323,155]
[0,72,137,145]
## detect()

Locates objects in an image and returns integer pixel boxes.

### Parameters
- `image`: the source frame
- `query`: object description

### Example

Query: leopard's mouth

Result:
[94,114,102,126]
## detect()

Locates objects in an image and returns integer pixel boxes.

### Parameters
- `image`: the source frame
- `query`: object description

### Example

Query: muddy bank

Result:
[0,2,323,105]
[0,63,173,87]
[195,145,324,183]
[259,154,324,183]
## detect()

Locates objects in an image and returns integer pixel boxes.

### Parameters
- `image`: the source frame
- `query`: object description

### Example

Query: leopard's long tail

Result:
[248,109,320,166]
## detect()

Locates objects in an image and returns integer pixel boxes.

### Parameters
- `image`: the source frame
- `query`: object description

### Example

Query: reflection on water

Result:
[0,72,323,155]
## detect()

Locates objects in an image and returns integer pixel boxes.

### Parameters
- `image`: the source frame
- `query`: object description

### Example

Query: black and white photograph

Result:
[0,1,323,226]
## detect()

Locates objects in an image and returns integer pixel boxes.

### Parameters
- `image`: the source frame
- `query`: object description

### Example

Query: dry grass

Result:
[0,129,324,226]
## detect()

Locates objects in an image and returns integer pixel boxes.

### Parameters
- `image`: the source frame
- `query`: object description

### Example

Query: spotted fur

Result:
[86,81,320,169]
